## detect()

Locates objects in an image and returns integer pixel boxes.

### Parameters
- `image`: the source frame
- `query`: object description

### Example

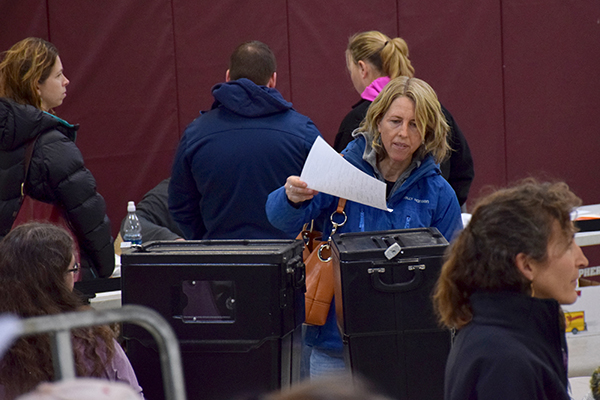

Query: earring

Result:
[530,281,535,297]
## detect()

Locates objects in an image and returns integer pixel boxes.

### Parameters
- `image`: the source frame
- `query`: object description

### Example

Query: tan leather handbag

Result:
[299,198,347,325]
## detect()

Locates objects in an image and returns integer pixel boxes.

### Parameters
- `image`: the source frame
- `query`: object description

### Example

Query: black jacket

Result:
[445,292,570,400]
[0,98,114,278]
[333,99,475,206]
[120,178,183,242]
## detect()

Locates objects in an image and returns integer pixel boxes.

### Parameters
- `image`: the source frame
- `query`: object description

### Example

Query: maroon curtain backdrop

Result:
[1,0,600,239]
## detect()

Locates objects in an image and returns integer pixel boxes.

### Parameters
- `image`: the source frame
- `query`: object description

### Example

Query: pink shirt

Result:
[360,76,391,101]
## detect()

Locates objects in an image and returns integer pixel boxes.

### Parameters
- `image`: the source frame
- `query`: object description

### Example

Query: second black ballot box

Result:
[331,228,450,400]
[121,240,305,400]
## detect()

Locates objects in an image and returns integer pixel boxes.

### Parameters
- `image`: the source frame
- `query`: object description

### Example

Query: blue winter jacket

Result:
[266,134,462,350]
[169,78,321,239]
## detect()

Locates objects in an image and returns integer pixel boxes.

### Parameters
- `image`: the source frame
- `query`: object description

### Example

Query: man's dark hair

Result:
[229,41,276,86]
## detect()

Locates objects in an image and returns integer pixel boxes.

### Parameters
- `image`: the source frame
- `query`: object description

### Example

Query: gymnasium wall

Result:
[1,0,599,237]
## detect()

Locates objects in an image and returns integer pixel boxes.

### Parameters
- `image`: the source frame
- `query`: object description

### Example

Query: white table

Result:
[574,204,600,246]
[89,290,121,310]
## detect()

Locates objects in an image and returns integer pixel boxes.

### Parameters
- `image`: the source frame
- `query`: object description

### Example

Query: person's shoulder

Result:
[33,127,80,160]
[453,322,530,364]
[178,110,224,145]
[35,125,67,142]
[417,157,445,178]
[342,99,370,124]
[283,104,315,123]
[425,169,456,193]
[342,134,366,156]
[353,98,371,112]
[421,173,460,211]
[274,109,322,141]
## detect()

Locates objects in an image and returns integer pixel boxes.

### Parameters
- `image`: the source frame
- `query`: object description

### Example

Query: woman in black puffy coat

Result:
[0,37,114,278]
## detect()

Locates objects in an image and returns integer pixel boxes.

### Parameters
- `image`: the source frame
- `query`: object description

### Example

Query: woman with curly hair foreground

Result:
[434,180,588,400]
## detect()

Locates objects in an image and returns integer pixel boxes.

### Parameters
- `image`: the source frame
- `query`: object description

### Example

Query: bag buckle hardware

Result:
[367,267,386,274]
[408,264,426,271]
[329,210,347,236]
[317,242,331,262]
[319,208,348,263]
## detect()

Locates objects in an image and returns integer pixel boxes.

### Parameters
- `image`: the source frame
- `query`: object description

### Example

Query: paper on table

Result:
[300,136,392,212]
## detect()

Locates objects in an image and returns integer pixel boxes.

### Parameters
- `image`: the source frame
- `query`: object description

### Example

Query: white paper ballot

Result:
[300,136,392,212]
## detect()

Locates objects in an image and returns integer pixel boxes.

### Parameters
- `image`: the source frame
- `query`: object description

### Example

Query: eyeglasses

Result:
[67,262,80,274]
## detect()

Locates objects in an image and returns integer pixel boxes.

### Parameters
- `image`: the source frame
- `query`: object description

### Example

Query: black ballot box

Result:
[120,240,305,400]
[331,228,451,400]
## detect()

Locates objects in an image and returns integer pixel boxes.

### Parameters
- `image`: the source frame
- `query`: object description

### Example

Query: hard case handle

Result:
[367,264,426,293]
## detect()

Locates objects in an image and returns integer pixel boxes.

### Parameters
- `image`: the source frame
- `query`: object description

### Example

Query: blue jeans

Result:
[308,346,346,379]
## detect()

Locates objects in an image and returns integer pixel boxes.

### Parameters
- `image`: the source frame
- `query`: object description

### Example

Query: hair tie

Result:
[378,41,389,54]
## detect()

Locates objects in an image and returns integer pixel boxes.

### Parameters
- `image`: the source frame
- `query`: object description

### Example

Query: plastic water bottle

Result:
[122,201,142,245]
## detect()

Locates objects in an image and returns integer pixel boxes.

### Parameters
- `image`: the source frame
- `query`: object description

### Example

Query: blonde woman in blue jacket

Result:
[266,76,462,378]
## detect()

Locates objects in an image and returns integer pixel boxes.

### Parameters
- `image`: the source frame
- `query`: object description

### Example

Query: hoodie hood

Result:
[211,78,292,118]
[0,98,78,151]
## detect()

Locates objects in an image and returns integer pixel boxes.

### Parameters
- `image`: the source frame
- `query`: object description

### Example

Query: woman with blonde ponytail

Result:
[334,30,474,207]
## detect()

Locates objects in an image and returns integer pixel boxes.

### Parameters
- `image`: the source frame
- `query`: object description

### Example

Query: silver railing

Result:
[14,305,186,400]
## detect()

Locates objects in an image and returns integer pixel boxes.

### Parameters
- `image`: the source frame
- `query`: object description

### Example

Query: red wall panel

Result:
[397,0,505,205]
[2,0,600,238]
[2,1,181,229]
[288,0,398,140]
[0,1,48,49]
[502,0,600,204]
[172,0,291,134]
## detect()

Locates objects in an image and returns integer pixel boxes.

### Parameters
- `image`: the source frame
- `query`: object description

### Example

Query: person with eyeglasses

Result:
[0,223,143,399]
[65,261,80,291]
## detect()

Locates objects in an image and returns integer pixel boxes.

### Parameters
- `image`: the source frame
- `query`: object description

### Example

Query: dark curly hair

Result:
[0,223,115,398]
[433,179,581,329]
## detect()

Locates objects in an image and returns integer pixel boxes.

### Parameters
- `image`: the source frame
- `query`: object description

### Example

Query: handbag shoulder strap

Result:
[20,136,39,198]
[336,154,347,213]
[10,136,40,224]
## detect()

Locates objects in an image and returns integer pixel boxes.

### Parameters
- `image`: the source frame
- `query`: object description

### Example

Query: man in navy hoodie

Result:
[169,41,322,239]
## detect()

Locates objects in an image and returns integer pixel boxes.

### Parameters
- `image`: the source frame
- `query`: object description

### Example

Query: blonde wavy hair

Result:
[359,76,450,163]
[0,37,59,110]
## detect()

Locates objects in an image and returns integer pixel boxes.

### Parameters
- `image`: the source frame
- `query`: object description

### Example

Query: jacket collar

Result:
[343,133,438,201]
[210,78,292,118]
[0,98,78,151]
[470,291,562,336]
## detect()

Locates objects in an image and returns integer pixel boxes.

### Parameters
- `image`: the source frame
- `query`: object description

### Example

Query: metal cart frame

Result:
[12,305,186,400]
